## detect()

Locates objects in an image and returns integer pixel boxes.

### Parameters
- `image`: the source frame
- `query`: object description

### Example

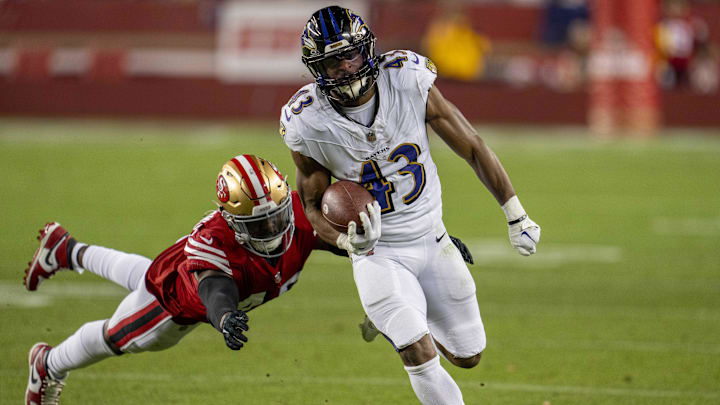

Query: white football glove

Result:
[508,216,541,256]
[336,201,381,255]
[502,196,541,256]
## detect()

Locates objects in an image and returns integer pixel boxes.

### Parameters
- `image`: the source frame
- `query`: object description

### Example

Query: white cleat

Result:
[24,222,73,291]
[26,342,66,405]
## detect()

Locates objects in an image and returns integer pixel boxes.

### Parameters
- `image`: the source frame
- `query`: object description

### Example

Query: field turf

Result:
[1,118,719,404]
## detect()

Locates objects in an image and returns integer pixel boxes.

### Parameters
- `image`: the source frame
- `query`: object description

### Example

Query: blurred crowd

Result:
[421,0,719,94]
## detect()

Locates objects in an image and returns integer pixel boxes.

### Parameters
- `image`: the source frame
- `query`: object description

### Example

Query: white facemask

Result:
[333,76,368,100]
[249,236,283,255]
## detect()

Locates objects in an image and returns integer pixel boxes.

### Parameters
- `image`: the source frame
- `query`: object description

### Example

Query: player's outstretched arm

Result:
[426,84,515,204]
[197,270,249,350]
[426,85,541,255]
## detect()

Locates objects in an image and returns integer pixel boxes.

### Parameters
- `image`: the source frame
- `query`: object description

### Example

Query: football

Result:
[321,180,375,234]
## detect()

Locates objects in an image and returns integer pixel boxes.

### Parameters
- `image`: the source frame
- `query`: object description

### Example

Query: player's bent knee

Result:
[102,321,123,355]
[399,335,437,366]
[452,351,482,369]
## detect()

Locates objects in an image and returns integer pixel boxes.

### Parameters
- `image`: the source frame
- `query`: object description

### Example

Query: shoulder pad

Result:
[377,50,436,92]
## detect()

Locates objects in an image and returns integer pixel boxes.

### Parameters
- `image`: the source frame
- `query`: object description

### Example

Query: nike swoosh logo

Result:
[521,231,536,243]
[44,233,68,268]
[284,109,291,121]
[199,235,213,245]
[30,362,39,385]
[435,232,447,243]
[412,54,419,64]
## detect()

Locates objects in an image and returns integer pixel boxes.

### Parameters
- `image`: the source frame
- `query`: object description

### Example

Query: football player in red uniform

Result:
[22,154,345,404]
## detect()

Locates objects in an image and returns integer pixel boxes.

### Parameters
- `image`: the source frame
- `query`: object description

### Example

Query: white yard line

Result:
[653,217,720,236]
[0,281,125,308]
[2,371,708,399]
[469,239,621,268]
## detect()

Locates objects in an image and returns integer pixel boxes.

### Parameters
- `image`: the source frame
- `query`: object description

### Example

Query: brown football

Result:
[321,180,375,234]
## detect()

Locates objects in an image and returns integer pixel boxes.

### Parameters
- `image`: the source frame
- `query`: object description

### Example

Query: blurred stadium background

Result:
[1,0,719,404]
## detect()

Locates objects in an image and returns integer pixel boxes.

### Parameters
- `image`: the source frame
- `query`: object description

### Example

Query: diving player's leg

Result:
[423,227,486,369]
[102,282,195,354]
[76,244,151,291]
[24,221,152,292]
[29,282,195,402]
[352,247,464,405]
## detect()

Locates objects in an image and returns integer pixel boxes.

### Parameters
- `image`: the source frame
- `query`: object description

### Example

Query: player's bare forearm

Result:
[291,151,344,246]
[315,239,349,257]
[426,85,516,205]
[466,138,516,205]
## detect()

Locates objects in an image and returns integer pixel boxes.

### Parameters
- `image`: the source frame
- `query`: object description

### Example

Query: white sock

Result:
[46,320,116,378]
[80,246,152,291]
[404,355,464,405]
[70,242,87,274]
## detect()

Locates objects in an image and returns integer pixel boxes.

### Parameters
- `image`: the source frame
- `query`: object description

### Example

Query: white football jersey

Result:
[281,50,443,242]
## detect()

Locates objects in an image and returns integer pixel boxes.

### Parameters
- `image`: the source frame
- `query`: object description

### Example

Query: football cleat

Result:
[358,315,380,342]
[26,343,66,405]
[24,222,73,291]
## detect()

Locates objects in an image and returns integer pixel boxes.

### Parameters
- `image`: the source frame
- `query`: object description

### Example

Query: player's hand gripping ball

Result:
[322,181,381,255]
[321,180,375,234]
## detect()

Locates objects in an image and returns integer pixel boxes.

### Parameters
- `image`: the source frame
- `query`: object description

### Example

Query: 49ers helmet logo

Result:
[216,174,230,203]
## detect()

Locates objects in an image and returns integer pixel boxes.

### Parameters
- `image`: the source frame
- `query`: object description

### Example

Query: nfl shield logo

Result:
[366,131,376,142]
[274,272,281,284]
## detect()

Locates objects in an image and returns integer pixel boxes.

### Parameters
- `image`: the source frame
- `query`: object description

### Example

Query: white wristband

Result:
[501,196,526,223]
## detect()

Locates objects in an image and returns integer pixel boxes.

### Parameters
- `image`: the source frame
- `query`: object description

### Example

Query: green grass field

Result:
[1,118,719,404]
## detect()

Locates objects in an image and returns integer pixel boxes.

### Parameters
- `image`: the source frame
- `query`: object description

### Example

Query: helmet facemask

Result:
[301,6,379,102]
[221,196,295,258]
[216,155,295,258]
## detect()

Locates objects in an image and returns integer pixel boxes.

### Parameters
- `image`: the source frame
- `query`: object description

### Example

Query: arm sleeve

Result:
[197,275,240,332]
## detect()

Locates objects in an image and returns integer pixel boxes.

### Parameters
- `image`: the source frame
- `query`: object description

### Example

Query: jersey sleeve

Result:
[381,50,437,103]
[414,52,438,98]
[183,228,234,276]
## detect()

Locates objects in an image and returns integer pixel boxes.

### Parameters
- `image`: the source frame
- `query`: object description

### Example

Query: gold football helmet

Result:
[216,154,294,258]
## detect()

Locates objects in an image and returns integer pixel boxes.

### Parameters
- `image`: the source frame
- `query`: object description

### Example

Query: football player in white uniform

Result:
[281,6,541,404]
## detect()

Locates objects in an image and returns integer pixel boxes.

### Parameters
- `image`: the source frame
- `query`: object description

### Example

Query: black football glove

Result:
[450,235,474,265]
[221,310,249,350]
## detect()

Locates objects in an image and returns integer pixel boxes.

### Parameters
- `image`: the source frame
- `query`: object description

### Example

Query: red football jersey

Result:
[145,192,319,324]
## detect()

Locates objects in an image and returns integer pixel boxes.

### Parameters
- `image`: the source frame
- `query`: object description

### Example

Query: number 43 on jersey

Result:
[360,143,426,214]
